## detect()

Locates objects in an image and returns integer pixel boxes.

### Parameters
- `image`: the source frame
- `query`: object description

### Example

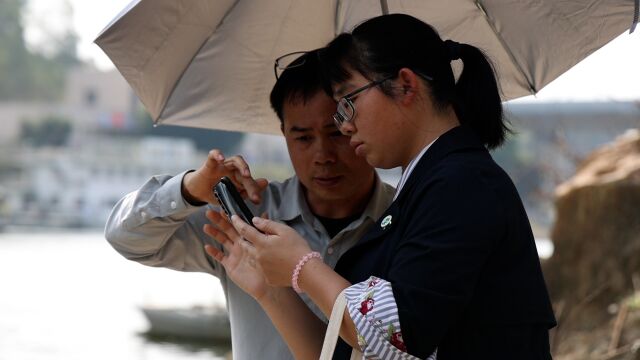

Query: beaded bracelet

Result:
[292,251,322,293]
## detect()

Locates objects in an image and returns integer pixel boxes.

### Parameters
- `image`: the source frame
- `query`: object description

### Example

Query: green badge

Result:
[381,215,392,229]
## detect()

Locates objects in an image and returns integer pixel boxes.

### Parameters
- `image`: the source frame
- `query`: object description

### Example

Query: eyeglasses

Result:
[332,72,434,131]
[333,76,394,130]
[274,51,308,80]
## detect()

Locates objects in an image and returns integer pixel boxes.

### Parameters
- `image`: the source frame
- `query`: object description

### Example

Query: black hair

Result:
[269,49,325,127]
[320,14,509,149]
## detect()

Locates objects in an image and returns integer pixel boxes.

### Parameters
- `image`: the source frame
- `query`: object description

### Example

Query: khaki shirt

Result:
[105,171,395,360]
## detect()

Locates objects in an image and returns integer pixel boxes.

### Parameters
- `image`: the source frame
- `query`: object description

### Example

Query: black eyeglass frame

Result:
[332,76,393,130]
[332,71,433,130]
[273,51,309,80]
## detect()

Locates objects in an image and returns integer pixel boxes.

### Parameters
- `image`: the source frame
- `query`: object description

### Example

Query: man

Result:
[104,50,395,360]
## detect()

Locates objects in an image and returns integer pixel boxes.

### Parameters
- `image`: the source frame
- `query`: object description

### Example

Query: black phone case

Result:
[213,176,256,227]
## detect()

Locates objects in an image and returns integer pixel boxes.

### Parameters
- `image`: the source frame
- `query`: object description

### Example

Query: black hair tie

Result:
[444,40,461,61]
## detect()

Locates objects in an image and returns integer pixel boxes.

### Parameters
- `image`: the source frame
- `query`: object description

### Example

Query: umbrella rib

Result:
[154,0,243,124]
[475,0,537,95]
[214,0,242,33]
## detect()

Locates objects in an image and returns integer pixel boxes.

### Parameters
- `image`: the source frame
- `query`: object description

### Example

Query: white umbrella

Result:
[95,0,639,134]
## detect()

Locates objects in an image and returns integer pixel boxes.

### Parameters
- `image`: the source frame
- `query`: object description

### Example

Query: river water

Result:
[0,229,553,360]
[0,230,230,360]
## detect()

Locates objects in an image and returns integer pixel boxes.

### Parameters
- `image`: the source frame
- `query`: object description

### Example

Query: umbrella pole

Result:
[631,0,638,33]
[379,0,388,15]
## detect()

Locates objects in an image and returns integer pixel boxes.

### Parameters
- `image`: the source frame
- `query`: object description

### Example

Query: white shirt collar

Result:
[393,138,438,201]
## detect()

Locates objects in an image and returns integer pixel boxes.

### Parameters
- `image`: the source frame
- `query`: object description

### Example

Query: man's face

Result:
[282,92,375,208]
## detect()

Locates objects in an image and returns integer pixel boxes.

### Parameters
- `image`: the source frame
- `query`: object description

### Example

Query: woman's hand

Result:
[229,215,312,287]
[214,214,361,353]
[203,210,271,301]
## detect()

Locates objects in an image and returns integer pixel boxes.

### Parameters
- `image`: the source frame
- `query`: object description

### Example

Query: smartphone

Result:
[213,176,256,228]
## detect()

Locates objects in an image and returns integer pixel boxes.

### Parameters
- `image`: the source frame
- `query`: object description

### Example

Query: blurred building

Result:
[0,66,135,144]
[0,65,638,230]
[3,137,201,228]
[0,67,207,228]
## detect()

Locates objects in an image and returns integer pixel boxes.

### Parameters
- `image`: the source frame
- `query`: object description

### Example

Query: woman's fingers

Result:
[229,215,290,247]
[251,216,288,236]
[204,244,237,273]
[203,223,234,249]
[206,210,240,239]
[204,244,225,262]
[231,215,268,246]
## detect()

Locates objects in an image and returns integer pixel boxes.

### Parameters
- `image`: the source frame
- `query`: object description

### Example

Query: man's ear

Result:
[397,68,420,105]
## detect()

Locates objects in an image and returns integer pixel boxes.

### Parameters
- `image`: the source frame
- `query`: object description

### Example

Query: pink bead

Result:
[292,251,322,293]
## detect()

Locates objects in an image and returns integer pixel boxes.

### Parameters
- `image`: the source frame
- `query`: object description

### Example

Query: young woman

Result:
[205,14,556,360]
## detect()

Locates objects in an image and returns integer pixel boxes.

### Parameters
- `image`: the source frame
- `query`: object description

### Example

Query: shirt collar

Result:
[361,174,395,222]
[273,173,392,225]
[270,175,306,222]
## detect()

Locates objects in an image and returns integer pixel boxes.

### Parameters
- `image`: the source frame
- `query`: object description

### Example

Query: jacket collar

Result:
[337,126,487,257]
[393,125,486,204]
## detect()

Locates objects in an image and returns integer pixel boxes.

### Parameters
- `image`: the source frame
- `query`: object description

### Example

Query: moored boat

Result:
[140,305,231,342]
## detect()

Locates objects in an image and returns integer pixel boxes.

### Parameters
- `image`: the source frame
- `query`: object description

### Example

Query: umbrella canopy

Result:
[95,0,638,134]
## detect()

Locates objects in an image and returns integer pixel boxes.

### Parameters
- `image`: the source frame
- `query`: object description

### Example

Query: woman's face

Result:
[332,71,415,169]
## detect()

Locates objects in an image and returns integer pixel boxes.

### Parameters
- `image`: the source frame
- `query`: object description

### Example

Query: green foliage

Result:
[132,107,155,131]
[20,115,72,147]
[0,0,78,101]
[628,293,640,310]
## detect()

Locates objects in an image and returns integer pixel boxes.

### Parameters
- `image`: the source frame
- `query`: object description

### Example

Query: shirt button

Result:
[170,201,177,209]
[327,247,334,255]
[140,211,147,219]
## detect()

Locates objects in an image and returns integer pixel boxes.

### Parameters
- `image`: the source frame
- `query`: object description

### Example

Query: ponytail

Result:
[453,43,509,149]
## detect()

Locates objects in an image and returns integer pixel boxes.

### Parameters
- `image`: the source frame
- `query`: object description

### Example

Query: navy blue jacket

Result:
[334,126,556,359]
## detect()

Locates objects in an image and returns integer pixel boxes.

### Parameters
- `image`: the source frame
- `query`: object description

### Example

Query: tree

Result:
[0,0,79,101]
[20,115,72,147]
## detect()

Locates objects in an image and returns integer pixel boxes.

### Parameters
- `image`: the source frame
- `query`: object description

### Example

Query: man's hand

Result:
[182,149,268,205]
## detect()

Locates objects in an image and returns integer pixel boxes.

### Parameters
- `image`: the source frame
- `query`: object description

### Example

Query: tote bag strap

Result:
[319,288,363,360]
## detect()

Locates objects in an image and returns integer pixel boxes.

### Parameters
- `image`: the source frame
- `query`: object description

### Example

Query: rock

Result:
[544,129,640,311]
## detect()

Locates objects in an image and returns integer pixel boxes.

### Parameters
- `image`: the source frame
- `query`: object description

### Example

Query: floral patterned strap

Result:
[344,276,438,360]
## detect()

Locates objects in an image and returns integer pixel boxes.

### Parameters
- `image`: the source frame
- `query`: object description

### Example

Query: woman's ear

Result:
[396,68,420,105]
